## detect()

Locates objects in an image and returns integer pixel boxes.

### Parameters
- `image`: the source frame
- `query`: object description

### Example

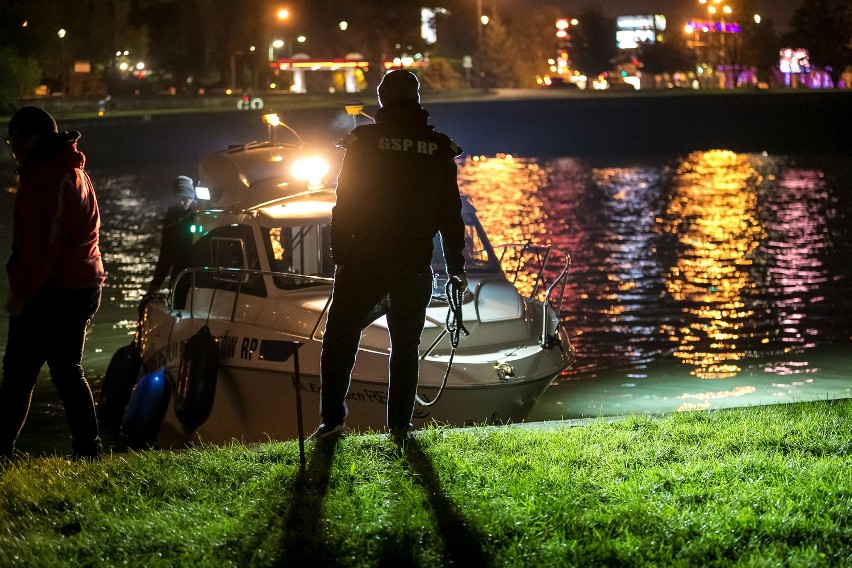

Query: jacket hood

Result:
[375,100,430,127]
[19,130,84,171]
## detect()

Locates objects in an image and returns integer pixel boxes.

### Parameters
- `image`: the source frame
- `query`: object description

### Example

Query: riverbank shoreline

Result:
[2,91,850,462]
[6,88,852,159]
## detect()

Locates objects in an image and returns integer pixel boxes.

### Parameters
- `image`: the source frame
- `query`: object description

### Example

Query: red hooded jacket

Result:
[6,132,105,300]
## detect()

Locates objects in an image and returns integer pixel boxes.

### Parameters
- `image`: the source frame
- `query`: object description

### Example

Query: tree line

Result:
[1,0,849,113]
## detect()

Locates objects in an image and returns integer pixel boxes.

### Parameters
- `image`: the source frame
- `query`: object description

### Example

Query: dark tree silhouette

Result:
[788,0,852,86]
[637,32,691,87]
[567,8,617,77]
[476,15,516,88]
[741,17,782,84]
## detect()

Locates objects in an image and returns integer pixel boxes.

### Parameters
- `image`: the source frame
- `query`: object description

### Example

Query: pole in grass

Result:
[260,340,305,472]
[292,343,306,473]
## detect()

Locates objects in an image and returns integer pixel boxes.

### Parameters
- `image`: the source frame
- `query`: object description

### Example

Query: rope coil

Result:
[415,277,469,407]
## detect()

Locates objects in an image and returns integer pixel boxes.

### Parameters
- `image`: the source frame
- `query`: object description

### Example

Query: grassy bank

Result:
[1,399,850,567]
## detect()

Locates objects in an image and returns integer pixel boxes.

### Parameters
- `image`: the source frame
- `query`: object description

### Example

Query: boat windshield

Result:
[430,213,500,275]
[262,214,500,290]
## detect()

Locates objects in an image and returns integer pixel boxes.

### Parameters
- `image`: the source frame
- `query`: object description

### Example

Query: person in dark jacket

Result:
[314,70,467,441]
[1,106,105,460]
[146,175,197,308]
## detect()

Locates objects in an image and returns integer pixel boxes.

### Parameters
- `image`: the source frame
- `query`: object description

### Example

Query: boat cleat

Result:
[494,362,515,381]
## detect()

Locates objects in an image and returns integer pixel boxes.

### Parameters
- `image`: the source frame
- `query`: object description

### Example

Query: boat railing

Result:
[492,243,571,348]
[169,246,570,350]
[171,267,333,335]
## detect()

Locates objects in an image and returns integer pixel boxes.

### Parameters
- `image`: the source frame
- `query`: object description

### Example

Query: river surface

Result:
[1,110,850,455]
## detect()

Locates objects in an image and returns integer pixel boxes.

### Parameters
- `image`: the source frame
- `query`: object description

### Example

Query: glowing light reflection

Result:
[458,155,549,297]
[663,150,765,379]
[455,152,843,390]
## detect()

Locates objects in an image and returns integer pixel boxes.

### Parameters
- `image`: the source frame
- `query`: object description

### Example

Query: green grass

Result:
[1,400,850,567]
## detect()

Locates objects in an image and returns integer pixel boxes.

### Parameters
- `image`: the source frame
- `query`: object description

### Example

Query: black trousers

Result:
[0,287,102,457]
[320,263,433,431]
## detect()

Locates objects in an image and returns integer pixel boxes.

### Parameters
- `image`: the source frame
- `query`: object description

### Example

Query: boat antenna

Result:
[344,101,374,128]
[262,112,303,146]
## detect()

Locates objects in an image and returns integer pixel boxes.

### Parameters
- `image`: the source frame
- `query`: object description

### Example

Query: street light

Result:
[58,29,68,93]
[695,0,735,88]
[270,39,284,62]
[476,0,482,43]
[272,7,295,60]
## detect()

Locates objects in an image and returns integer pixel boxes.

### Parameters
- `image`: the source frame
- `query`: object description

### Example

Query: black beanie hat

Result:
[8,106,58,137]
[377,70,420,106]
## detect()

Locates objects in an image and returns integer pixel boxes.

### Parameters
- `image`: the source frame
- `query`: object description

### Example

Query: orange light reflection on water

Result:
[459,155,550,297]
[457,151,842,391]
[663,150,766,379]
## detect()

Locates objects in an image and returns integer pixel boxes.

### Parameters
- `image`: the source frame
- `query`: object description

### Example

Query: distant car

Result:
[605,78,636,91]
[540,76,580,90]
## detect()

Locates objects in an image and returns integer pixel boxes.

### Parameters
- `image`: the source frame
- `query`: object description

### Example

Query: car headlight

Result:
[290,156,330,188]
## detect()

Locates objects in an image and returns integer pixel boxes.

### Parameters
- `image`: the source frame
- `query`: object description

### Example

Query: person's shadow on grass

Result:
[395,437,490,567]
[276,435,340,567]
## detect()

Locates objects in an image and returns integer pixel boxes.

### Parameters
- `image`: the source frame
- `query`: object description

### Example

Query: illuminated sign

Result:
[272,58,369,70]
[779,48,810,73]
[421,7,448,45]
[686,19,741,33]
[616,15,666,49]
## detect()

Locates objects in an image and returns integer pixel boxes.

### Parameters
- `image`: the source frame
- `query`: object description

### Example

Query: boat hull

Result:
[153,364,558,446]
[136,300,572,447]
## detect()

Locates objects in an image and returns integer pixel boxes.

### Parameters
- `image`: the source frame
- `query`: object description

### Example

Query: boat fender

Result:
[98,341,142,429]
[175,325,219,435]
[120,367,171,449]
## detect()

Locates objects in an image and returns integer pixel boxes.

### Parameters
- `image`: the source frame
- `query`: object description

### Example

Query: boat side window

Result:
[190,224,267,297]
[264,224,334,289]
[212,237,248,283]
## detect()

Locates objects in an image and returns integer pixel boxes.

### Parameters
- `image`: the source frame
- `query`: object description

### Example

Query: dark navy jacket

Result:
[331,100,466,275]
[150,203,196,290]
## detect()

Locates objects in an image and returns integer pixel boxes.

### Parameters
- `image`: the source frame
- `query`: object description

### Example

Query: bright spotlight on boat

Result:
[290,156,330,187]
[262,113,280,126]
[195,186,211,200]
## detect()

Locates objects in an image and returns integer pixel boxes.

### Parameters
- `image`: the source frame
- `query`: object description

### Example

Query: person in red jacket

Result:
[1,107,105,460]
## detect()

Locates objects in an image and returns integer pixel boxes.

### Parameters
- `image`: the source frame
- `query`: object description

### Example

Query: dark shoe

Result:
[308,422,346,441]
[388,424,412,446]
[72,440,103,462]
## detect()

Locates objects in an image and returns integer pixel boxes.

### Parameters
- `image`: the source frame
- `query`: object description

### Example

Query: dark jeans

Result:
[320,263,433,431]
[0,287,102,457]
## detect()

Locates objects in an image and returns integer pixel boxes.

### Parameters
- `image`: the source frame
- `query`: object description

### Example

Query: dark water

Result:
[2,113,850,455]
[456,152,852,420]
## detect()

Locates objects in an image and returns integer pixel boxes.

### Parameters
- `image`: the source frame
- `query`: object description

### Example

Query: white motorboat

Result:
[127,113,574,447]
